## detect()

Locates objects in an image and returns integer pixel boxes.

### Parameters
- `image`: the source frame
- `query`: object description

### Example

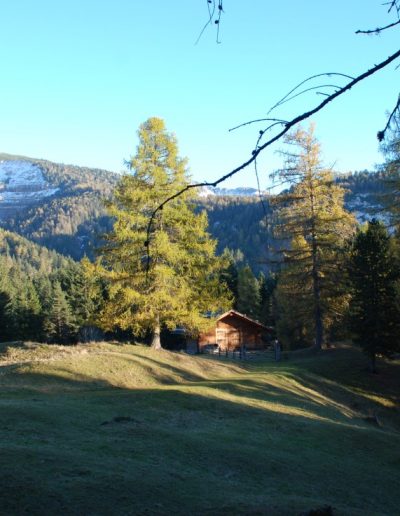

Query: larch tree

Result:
[97,117,231,349]
[349,219,400,372]
[272,125,355,349]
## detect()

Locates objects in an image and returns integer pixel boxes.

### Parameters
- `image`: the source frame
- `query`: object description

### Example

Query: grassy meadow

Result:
[0,341,399,515]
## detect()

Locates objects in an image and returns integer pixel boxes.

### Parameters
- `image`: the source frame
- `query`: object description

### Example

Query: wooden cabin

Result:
[198,310,271,352]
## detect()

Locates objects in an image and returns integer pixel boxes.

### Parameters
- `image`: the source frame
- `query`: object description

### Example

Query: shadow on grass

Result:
[196,346,400,431]
[107,351,209,383]
[2,343,399,432]
[1,358,400,515]
[186,376,357,423]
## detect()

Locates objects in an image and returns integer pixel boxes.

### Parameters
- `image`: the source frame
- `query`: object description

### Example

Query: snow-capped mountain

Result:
[345,191,391,226]
[199,186,267,197]
[0,154,118,260]
[0,160,59,218]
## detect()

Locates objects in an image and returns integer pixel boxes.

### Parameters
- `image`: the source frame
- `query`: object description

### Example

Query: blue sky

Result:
[0,1,398,189]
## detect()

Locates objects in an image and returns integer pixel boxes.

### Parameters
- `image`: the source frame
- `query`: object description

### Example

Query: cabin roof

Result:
[217,310,272,331]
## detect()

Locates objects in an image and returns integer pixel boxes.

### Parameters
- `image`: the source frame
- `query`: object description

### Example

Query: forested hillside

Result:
[0,227,73,275]
[5,194,113,259]
[0,227,95,343]
[0,154,389,269]
[199,195,272,270]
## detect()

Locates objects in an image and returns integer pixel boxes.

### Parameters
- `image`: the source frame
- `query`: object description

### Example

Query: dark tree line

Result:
[0,230,104,343]
[349,219,400,372]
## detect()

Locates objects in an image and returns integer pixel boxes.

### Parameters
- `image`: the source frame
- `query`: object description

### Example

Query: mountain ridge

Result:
[0,154,389,269]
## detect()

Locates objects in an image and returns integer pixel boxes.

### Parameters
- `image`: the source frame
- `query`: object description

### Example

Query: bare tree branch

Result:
[378,94,400,141]
[144,47,400,270]
[356,19,400,35]
[356,0,400,34]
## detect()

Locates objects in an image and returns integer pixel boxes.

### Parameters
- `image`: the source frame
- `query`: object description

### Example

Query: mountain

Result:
[0,154,391,270]
[199,186,266,197]
[0,153,118,204]
[0,159,59,219]
[0,153,119,259]
[336,170,390,225]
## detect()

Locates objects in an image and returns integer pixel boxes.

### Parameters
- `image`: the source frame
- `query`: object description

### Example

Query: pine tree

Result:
[0,291,12,341]
[236,265,261,319]
[349,220,400,372]
[23,284,42,340]
[77,257,106,341]
[0,257,13,341]
[272,125,355,349]
[98,118,231,348]
[54,257,104,338]
[4,269,42,341]
[43,282,77,343]
[219,248,239,303]
[258,271,276,326]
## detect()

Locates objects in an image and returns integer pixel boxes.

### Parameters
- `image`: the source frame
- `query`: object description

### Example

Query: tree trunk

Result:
[313,280,324,350]
[311,225,324,350]
[150,315,162,350]
[309,178,324,351]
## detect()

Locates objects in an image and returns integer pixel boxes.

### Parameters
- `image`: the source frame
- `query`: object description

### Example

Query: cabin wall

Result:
[198,314,267,352]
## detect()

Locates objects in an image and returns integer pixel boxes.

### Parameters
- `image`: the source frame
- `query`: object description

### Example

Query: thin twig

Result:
[216,0,224,44]
[268,73,354,115]
[269,84,341,110]
[229,118,287,132]
[356,19,400,34]
[195,0,216,45]
[386,0,400,15]
[253,130,269,220]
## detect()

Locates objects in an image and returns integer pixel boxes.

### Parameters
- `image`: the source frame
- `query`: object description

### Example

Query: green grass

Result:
[0,341,399,515]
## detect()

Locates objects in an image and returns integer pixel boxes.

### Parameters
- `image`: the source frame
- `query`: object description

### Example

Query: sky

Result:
[0,1,398,189]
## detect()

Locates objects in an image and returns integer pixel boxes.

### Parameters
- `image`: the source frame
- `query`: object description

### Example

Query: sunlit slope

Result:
[0,342,399,515]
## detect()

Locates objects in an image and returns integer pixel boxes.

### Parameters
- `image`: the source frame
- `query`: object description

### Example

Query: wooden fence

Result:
[202,347,279,361]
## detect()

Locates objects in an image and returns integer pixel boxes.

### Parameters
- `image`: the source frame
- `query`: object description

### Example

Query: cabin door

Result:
[216,329,227,350]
